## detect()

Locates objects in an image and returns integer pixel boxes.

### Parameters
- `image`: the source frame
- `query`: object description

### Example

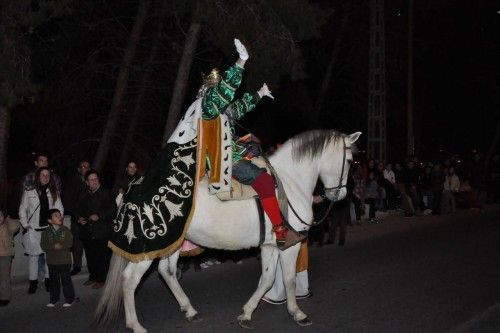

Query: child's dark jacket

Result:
[41,225,73,265]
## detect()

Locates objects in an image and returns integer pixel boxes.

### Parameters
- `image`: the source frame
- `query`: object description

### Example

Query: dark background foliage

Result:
[5,0,499,185]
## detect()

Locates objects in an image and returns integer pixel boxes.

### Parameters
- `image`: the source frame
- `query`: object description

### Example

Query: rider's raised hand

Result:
[234,38,249,61]
[258,83,274,100]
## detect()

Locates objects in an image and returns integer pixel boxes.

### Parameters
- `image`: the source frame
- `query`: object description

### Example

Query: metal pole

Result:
[407,0,415,157]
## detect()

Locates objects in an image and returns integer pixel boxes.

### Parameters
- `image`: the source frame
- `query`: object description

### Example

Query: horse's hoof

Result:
[238,319,254,329]
[126,323,147,333]
[187,314,202,322]
[296,317,312,326]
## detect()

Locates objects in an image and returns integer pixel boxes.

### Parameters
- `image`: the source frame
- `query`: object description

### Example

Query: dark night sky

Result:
[413,1,499,156]
[7,0,500,179]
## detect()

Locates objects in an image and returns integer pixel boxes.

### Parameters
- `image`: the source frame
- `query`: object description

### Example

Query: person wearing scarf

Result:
[19,167,64,294]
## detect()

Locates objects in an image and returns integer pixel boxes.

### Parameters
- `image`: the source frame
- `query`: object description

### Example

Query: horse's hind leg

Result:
[280,244,311,325]
[158,250,199,321]
[123,260,153,333]
[238,244,279,328]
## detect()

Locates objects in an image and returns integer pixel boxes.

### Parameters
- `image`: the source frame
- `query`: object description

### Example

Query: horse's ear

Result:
[346,132,362,144]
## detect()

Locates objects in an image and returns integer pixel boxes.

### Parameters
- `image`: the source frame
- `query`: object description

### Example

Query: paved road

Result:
[2,206,500,333]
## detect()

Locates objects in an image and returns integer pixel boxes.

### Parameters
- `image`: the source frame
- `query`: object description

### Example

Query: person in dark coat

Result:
[401,161,420,214]
[62,160,90,275]
[431,164,445,215]
[76,169,115,289]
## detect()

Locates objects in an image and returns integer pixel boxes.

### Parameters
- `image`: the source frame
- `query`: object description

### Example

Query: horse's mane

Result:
[289,129,343,161]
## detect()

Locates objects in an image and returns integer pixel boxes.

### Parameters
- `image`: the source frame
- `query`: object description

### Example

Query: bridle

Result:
[323,137,349,198]
[287,137,351,227]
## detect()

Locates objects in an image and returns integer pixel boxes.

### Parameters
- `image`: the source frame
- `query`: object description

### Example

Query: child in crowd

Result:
[0,208,20,306]
[41,209,75,307]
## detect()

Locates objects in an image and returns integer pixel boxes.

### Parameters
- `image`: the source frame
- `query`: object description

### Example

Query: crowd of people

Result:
[0,152,140,307]
[1,145,499,308]
[300,152,500,248]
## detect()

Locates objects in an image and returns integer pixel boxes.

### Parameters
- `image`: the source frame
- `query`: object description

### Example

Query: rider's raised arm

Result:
[224,82,273,122]
[224,92,261,122]
[202,38,249,120]
[202,64,244,120]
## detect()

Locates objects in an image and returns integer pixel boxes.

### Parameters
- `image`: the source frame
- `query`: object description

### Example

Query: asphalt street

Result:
[1,206,500,333]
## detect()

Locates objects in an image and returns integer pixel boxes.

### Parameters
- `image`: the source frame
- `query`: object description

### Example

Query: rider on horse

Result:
[198,39,301,250]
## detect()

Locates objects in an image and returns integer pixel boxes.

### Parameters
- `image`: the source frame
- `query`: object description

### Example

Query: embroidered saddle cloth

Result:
[108,99,233,262]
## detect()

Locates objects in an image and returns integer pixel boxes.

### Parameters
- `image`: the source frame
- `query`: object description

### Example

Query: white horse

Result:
[94,129,360,333]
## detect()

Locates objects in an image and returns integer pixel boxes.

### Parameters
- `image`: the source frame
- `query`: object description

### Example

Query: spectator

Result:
[376,161,385,178]
[0,208,20,306]
[76,170,115,289]
[308,182,328,246]
[468,153,487,204]
[431,164,445,215]
[115,160,142,207]
[442,167,460,214]
[116,161,141,195]
[327,199,350,246]
[40,209,75,307]
[401,161,420,215]
[351,164,365,224]
[19,167,64,294]
[383,163,398,209]
[364,171,381,223]
[365,159,377,179]
[62,160,90,276]
[262,240,310,305]
[419,165,434,214]
[22,152,62,193]
[458,179,482,209]
[394,162,404,182]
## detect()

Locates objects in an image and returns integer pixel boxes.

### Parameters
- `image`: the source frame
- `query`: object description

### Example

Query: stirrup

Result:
[277,228,307,251]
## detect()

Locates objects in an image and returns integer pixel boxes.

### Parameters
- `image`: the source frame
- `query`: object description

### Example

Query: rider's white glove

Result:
[234,38,249,61]
[257,83,274,100]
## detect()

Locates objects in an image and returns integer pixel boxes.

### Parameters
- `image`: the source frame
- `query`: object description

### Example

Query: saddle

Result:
[215,156,270,201]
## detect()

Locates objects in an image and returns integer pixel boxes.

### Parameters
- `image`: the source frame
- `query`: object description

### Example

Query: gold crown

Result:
[202,68,221,86]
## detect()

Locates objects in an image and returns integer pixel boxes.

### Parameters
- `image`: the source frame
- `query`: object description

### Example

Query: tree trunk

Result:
[161,18,202,147]
[0,106,11,183]
[93,0,149,171]
[113,1,167,188]
[310,3,350,127]
[0,106,11,209]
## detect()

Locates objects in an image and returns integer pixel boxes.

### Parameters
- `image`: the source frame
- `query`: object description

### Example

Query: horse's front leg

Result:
[238,244,279,329]
[158,250,199,321]
[123,260,153,333]
[280,243,312,326]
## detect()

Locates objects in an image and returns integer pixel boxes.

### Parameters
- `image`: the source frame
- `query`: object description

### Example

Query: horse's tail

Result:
[92,252,128,329]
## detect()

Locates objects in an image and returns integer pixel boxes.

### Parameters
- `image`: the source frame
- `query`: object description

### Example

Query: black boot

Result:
[44,278,50,292]
[28,280,38,294]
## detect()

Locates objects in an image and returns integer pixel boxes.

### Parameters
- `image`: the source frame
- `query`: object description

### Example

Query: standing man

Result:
[76,170,115,289]
[22,152,62,193]
[62,160,90,275]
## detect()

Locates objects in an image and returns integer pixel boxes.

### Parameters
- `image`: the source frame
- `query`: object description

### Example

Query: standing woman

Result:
[19,167,64,294]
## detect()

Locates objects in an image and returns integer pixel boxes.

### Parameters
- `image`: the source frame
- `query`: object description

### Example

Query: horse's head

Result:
[320,131,361,202]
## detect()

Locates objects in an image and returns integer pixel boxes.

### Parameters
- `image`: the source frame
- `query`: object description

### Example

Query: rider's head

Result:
[197,68,221,98]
